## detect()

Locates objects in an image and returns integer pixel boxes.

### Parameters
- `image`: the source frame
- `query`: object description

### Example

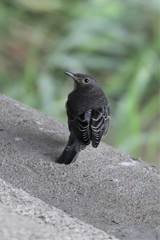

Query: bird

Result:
[56,71,110,165]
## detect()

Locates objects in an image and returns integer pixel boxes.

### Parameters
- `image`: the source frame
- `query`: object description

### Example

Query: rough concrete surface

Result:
[0,94,160,240]
[0,178,116,240]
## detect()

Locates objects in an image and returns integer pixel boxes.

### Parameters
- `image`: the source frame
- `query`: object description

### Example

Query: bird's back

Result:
[67,87,108,118]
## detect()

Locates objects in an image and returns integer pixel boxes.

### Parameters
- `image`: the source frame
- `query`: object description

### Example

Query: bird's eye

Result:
[83,78,89,84]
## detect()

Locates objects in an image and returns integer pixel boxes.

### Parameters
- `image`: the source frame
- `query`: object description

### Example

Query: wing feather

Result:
[68,110,92,145]
[91,106,110,147]
[67,105,109,147]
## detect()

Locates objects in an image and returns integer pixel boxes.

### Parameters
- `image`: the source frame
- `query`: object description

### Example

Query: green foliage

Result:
[0,0,159,166]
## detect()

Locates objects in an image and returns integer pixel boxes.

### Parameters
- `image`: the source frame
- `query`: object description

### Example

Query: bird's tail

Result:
[56,147,79,165]
[56,135,85,165]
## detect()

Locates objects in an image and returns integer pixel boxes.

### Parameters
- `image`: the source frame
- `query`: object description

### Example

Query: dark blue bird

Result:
[56,72,110,164]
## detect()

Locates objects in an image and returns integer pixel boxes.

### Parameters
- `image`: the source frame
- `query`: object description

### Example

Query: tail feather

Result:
[56,134,85,165]
[56,147,79,165]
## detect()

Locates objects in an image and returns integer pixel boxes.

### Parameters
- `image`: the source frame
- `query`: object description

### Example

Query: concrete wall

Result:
[0,94,160,240]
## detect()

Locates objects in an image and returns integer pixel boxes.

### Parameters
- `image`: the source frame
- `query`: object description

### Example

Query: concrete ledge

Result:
[0,94,160,240]
[0,178,116,240]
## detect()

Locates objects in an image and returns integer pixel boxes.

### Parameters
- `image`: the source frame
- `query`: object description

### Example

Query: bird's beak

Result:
[64,71,75,79]
[65,71,78,90]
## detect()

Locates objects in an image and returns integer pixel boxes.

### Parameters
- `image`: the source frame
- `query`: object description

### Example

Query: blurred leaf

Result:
[14,0,62,12]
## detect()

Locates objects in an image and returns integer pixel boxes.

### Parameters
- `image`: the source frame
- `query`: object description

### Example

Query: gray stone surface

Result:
[0,178,116,240]
[0,94,160,240]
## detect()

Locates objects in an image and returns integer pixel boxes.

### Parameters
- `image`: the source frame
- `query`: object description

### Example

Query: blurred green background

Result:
[0,0,159,167]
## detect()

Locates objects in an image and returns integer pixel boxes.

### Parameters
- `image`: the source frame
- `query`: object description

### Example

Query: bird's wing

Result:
[67,105,109,147]
[91,106,110,148]
[68,110,92,145]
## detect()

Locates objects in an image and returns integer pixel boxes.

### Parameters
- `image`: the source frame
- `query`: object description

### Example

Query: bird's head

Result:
[65,71,99,91]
